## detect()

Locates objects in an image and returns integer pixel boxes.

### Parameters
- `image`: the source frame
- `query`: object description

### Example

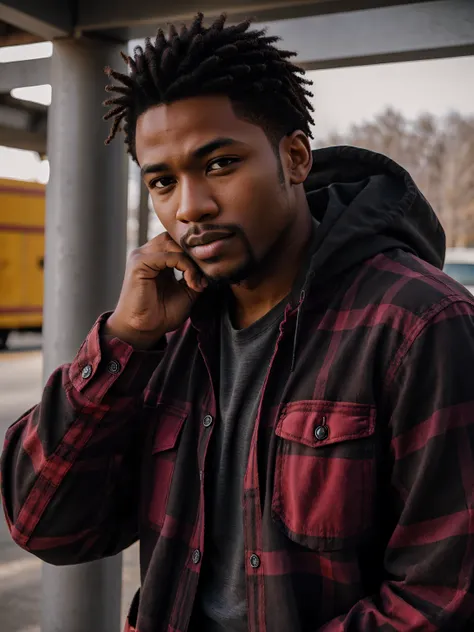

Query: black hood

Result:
[191,145,446,335]
[304,146,446,283]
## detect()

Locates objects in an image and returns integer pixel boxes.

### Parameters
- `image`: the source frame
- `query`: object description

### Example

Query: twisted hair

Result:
[103,13,314,162]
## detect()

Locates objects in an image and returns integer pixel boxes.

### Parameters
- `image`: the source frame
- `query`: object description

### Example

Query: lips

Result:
[186,231,234,248]
[188,233,235,261]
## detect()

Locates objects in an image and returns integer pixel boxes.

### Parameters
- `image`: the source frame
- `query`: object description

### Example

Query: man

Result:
[2,13,474,632]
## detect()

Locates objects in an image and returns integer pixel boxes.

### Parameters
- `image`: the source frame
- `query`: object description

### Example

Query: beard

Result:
[182,223,259,291]
[202,242,258,290]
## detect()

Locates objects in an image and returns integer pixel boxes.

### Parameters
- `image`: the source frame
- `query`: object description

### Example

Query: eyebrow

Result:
[140,137,240,177]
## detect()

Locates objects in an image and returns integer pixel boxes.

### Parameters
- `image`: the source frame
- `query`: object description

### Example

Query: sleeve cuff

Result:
[69,312,166,403]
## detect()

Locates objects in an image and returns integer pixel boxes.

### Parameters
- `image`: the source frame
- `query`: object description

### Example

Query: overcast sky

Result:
[0,47,472,181]
[308,54,474,139]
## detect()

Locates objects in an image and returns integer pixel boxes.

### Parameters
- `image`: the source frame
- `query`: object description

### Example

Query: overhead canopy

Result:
[1,1,473,84]
[0,0,470,42]
[0,0,472,154]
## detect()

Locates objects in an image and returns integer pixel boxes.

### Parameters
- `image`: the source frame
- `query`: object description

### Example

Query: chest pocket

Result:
[147,404,187,529]
[272,400,376,551]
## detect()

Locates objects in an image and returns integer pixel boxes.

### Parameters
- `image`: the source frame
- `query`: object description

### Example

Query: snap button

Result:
[314,425,329,441]
[192,549,201,564]
[202,414,213,428]
[107,360,121,374]
[81,365,92,379]
[249,554,260,569]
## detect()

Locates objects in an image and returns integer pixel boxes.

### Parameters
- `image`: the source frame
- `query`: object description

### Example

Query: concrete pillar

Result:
[41,37,128,632]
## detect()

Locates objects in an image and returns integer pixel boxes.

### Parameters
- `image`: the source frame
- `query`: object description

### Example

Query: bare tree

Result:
[316,109,474,247]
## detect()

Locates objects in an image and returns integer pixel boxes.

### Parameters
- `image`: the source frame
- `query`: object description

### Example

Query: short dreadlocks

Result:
[103,13,314,162]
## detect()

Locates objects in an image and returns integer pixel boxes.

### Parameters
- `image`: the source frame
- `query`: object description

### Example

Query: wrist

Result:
[104,315,166,350]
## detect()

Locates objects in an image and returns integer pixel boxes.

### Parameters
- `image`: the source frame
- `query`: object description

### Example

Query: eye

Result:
[149,176,176,190]
[207,157,240,172]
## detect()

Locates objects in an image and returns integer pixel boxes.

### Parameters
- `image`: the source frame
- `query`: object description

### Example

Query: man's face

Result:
[135,95,297,286]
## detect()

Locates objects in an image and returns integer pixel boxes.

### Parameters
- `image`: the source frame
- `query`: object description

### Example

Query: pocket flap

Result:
[276,400,375,448]
[152,404,188,453]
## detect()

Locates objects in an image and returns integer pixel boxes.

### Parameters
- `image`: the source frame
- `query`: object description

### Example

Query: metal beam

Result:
[0,123,46,153]
[0,58,51,92]
[74,0,474,62]
[0,21,45,47]
[0,1,72,39]
[76,0,433,39]
[0,94,47,153]
[114,1,474,70]
[265,0,474,70]
[0,0,470,96]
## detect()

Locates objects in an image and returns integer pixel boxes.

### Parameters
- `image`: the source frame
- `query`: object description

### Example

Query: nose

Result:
[176,176,219,224]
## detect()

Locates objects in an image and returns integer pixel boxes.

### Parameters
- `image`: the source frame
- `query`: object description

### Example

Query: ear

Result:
[280,131,313,185]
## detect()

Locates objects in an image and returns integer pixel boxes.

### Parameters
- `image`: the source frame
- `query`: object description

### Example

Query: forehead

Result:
[135,95,268,165]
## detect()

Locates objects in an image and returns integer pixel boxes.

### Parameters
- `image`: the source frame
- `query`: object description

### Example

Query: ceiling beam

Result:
[0,123,47,153]
[0,1,72,40]
[266,0,474,70]
[0,22,44,47]
[0,94,47,154]
[76,0,433,38]
[0,58,51,92]
[0,1,471,93]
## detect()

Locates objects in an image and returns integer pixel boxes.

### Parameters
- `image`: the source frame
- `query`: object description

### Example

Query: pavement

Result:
[0,333,140,631]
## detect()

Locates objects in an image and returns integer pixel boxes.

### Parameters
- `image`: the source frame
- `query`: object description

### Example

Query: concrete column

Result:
[41,37,128,632]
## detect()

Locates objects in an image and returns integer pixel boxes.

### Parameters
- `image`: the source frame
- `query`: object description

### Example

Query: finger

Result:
[181,265,206,292]
[138,234,205,288]
[169,255,207,292]
[144,231,182,253]
[139,252,205,292]
[161,234,183,252]
[161,246,207,290]
[178,276,201,301]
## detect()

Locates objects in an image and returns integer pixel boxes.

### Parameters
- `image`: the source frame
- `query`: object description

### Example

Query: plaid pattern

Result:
[2,248,474,631]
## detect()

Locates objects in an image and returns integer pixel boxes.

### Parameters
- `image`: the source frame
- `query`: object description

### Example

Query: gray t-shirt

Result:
[194,296,287,631]
[190,219,319,631]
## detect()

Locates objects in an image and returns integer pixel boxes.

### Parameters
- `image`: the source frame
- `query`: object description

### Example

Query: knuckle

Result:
[149,231,170,247]
[128,248,143,262]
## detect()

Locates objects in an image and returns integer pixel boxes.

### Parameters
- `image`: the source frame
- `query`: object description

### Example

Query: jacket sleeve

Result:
[319,298,474,631]
[1,313,165,566]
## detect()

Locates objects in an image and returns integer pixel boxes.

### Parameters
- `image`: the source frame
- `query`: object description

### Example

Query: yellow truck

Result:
[0,178,45,349]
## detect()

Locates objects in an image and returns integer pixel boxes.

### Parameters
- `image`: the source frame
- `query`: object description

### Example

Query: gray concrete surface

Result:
[0,335,140,630]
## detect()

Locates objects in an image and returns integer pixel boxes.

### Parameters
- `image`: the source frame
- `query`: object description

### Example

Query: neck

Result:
[230,206,313,329]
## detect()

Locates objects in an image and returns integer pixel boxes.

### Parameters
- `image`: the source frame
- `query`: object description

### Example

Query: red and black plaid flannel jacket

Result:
[2,147,474,631]
[2,249,474,631]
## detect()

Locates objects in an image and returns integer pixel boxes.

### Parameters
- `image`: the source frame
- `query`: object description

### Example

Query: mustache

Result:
[180,223,244,251]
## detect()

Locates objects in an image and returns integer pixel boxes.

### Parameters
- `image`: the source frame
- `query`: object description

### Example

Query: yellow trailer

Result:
[0,178,45,349]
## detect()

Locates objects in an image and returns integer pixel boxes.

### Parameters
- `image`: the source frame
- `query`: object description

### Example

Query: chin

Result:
[202,257,256,289]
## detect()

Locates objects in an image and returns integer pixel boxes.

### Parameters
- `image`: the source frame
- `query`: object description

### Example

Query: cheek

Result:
[149,199,185,247]
[150,196,176,234]
[226,171,289,237]
[227,164,278,213]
